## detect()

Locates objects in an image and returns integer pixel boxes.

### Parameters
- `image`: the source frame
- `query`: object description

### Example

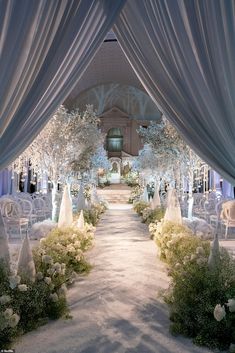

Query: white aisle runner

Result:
[15,209,212,353]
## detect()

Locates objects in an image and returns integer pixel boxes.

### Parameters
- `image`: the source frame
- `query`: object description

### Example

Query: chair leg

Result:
[225,223,229,240]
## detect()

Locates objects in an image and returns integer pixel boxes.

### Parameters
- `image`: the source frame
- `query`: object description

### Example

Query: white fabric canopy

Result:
[114,0,235,185]
[0,0,126,169]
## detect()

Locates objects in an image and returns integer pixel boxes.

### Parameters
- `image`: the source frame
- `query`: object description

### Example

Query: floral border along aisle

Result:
[0,202,107,349]
[151,220,235,351]
[134,200,235,351]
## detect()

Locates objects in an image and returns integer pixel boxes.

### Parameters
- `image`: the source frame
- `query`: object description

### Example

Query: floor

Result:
[14,207,213,353]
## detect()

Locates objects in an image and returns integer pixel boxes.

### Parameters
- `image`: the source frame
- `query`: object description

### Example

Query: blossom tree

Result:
[138,117,203,195]
[12,105,104,219]
[90,145,111,184]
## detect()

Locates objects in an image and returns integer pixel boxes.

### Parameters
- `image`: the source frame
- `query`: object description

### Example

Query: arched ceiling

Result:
[65,32,161,121]
[67,83,162,121]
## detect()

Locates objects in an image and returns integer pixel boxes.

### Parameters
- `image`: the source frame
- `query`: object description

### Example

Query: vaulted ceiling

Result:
[65,32,161,121]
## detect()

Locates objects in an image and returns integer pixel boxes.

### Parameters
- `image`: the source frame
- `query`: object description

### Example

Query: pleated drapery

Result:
[114,0,235,184]
[0,0,126,170]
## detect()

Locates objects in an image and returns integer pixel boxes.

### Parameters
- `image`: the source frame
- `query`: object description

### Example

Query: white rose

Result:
[44,277,52,285]
[226,298,235,313]
[8,313,20,328]
[36,272,43,280]
[213,304,226,322]
[196,247,205,255]
[3,308,13,319]
[18,284,28,292]
[49,293,59,302]
[42,255,53,265]
[0,295,11,305]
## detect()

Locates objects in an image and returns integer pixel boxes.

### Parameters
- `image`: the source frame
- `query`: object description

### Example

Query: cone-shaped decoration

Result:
[141,186,149,203]
[77,210,85,231]
[164,189,182,225]
[0,214,10,269]
[77,183,86,211]
[208,233,220,270]
[152,186,161,208]
[58,185,73,228]
[17,233,36,282]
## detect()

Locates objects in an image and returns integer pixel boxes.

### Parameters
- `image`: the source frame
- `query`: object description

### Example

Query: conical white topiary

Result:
[17,233,36,281]
[164,189,182,225]
[0,214,10,269]
[58,185,73,228]
[152,185,161,208]
[77,210,85,231]
[141,186,149,203]
[77,183,86,211]
[208,233,220,270]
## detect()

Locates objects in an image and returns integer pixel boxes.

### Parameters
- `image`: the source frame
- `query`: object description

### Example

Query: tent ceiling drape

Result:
[0,0,126,169]
[113,0,235,185]
[0,0,234,185]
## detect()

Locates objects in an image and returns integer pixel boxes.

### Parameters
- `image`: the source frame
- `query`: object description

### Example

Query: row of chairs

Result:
[0,192,52,239]
[180,193,235,238]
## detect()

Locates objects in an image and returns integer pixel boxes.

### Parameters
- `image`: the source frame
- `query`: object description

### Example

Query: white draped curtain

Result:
[114,0,235,185]
[0,0,126,170]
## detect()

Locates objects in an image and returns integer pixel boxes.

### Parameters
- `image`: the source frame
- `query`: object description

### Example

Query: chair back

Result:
[221,200,235,221]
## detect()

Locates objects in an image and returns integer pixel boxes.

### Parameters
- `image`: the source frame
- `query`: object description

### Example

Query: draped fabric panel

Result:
[0,0,126,170]
[114,0,235,185]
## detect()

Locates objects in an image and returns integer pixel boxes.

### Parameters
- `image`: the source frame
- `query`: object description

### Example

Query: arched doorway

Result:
[106,128,123,153]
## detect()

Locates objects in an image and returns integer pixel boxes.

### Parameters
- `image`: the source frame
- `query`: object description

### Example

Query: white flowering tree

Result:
[138,117,203,195]
[13,105,104,219]
[90,145,111,184]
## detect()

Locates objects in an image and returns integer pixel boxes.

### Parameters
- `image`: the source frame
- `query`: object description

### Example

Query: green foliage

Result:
[122,172,139,187]
[128,185,142,204]
[166,249,235,350]
[153,221,194,261]
[33,226,94,277]
[142,207,165,225]
[133,201,149,216]
[0,215,99,348]
[152,218,235,350]
[83,204,106,226]
[0,257,68,348]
